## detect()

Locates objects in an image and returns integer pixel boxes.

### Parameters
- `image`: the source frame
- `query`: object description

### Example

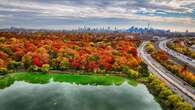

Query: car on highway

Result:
[187,58,192,61]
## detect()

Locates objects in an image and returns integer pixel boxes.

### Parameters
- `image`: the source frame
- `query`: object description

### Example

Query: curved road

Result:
[138,41,195,107]
[159,39,195,68]
[154,40,195,73]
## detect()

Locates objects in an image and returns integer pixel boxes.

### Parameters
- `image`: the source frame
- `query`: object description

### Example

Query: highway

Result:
[154,40,195,73]
[138,41,195,107]
[159,39,195,68]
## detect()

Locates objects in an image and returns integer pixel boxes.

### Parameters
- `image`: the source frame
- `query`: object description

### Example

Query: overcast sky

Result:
[0,0,195,32]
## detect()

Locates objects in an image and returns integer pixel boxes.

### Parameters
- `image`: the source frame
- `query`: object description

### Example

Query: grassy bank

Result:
[0,72,137,89]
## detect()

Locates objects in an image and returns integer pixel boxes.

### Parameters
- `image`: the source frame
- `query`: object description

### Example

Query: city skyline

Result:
[0,0,195,32]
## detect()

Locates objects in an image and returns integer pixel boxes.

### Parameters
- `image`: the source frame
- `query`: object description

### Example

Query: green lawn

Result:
[0,72,137,89]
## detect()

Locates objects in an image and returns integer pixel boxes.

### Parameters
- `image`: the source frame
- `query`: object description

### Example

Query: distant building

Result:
[126,35,135,39]
[186,29,189,33]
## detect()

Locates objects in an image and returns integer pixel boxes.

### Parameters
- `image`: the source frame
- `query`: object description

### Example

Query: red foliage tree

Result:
[100,55,114,70]
[86,61,99,71]
[0,58,5,67]
[33,55,42,67]
[130,47,137,57]
[25,42,36,52]
[158,50,168,61]
[0,51,8,59]
[181,65,187,73]
[69,58,81,68]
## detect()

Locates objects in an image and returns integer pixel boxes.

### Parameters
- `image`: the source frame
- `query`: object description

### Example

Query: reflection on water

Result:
[0,81,162,110]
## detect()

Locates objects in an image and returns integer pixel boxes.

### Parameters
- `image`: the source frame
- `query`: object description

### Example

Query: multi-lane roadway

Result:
[154,40,195,73]
[138,41,195,107]
[159,39,195,68]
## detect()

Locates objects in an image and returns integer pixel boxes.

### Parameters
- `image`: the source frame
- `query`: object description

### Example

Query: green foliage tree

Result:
[0,67,8,75]
[139,62,149,77]
[40,64,50,73]
[0,47,13,56]
[175,102,193,110]
[128,69,139,79]
[159,87,173,99]
[22,54,32,69]
[0,37,5,43]
[28,65,39,72]
[167,94,182,108]
[121,65,139,78]
[59,60,70,70]
[7,61,22,70]
[122,65,129,73]
[63,37,69,42]
[64,53,75,59]
[49,59,58,70]
[149,79,163,94]
[87,54,100,62]
[49,50,57,59]
[146,75,193,110]
[145,42,155,53]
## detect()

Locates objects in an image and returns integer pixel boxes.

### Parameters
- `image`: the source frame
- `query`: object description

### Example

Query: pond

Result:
[0,81,162,110]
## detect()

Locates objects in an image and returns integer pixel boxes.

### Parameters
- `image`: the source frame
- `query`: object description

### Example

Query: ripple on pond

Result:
[0,81,162,110]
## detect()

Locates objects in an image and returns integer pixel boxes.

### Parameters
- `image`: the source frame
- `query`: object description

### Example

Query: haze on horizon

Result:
[0,0,195,32]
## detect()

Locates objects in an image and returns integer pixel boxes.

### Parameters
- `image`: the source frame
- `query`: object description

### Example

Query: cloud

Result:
[0,0,194,31]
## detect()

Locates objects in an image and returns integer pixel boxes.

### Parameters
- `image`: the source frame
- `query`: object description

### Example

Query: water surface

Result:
[0,81,162,110]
